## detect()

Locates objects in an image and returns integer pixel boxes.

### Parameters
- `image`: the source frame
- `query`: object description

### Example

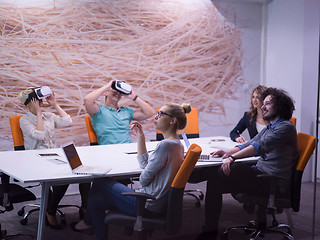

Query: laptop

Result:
[62,142,111,175]
[182,132,221,162]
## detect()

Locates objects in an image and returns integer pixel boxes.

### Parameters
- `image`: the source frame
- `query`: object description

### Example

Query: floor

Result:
[0,181,319,240]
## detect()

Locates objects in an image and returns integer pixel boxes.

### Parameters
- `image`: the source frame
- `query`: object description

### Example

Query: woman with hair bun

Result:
[71,103,191,240]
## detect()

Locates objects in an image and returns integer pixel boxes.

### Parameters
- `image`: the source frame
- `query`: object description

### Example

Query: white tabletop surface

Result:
[0,136,257,184]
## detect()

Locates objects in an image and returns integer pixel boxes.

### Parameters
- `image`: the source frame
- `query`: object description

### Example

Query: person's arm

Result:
[126,90,154,121]
[211,142,256,176]
[84,81,113,116]
[46,92,68,118]
[130,121,147,156]
[230,112,249,143]
[30,99,45,131]
[46,92,72,128]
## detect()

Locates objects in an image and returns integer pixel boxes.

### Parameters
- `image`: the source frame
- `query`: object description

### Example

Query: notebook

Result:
[62,142,111,175]
[182,132,222,162]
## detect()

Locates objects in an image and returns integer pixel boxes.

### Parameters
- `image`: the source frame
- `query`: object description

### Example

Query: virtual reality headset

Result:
[24,86,52,106]
[111,80,132,95]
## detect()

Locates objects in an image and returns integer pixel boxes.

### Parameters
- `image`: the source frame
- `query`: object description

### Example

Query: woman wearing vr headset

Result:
[19,87,90,229]
[84,80,154,145]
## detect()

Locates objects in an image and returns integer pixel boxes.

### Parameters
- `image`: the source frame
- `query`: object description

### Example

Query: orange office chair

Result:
[85,115,98,146]
[156,108,199,141]
[224,132,316,240]
[105,143,202,239]
[289,117,297,127]
[9,116,79,226]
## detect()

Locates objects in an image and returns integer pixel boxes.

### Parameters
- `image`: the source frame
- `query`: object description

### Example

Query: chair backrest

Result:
[156,108,199,141]
[291,132,316,211]
[84,115,98,146]
[289,117,297,127]
[9,116,25,151]
[166,143,202,235]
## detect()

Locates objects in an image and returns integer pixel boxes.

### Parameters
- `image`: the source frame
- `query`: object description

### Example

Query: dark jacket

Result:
[230,112,258,141]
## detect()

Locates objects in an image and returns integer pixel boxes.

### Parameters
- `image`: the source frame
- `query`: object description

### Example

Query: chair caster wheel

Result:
[20,218,28,225]
[17,209,25,216]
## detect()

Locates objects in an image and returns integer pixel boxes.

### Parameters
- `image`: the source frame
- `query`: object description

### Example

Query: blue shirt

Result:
[91,104,135,145]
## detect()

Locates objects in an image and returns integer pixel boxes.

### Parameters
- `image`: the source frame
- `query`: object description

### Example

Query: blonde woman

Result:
[71,103,191,240]
[19,87,90,229]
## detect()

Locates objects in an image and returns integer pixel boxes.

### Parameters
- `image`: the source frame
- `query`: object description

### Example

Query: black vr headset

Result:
[111,80,132,95]
[24,86,52,106]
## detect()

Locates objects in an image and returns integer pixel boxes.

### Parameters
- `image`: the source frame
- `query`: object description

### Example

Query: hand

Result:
[126,89,137,101]
[130,121,144,137]
[221,157,233,175]
[210,149,225,157]
[46,91,57,106]
[235,136,246,143]
[30,98,41,113]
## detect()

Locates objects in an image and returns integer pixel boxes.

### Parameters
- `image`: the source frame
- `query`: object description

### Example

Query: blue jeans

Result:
[84,178,137,240]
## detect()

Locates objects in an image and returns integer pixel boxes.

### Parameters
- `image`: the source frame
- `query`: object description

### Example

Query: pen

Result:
[237,130,245,141]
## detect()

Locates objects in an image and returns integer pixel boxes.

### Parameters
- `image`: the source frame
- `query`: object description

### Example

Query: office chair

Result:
[9,116,79,226]
[224,132,316,240]
[105,143,202,240]
[156,108,204,207]
[84,115,98,146]
[289,117,297,127]
[0,170,36,239]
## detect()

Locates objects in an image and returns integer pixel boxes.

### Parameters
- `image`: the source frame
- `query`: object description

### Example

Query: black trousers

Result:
[188,162,268,232]
[47,183,91,216]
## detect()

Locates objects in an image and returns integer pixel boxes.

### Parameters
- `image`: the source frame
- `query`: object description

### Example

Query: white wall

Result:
[208,0,263,140]
[265,0,320,181]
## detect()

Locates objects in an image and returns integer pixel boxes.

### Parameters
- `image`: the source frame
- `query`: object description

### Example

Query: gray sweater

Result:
[137,139,184,213]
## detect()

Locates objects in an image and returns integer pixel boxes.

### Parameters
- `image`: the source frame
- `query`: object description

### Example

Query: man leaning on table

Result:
[189,87,298,240]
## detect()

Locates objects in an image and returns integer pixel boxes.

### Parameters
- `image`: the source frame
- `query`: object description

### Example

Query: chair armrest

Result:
[121,192,156,217]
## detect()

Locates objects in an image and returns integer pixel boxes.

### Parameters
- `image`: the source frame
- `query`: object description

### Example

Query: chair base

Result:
[184,189,204,207]
[223,223,294,240]
[18,203,80,225]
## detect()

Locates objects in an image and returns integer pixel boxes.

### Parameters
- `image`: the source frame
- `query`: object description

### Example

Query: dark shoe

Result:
[195,230,218,240]
[45,214,63,230]
[70,221,94,235]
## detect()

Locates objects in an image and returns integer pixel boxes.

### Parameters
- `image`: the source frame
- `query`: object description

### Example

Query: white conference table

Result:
[0,136,257,240]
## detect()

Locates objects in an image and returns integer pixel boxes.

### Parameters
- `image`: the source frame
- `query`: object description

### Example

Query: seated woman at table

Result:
[19,87,90,229]
[84,79,154,145]
[230,85,268,143]
[71,103,191,240]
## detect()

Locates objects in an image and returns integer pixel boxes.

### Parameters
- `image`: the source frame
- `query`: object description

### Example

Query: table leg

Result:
[37,182,50,240]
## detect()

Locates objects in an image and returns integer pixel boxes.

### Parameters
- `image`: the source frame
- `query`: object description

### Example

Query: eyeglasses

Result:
[156,111,174,118]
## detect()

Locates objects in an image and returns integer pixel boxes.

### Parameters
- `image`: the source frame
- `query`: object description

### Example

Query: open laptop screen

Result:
[63,143,82,170]
[182,131,190,149]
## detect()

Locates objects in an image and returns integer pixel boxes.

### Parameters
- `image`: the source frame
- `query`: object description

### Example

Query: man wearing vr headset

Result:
[19,86,90,229]
[84,80,154,145]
